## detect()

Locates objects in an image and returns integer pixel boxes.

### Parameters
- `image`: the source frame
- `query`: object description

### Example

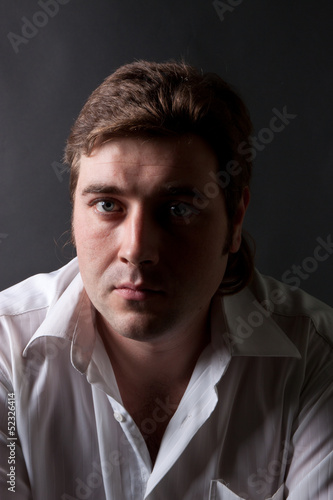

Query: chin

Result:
[106,311,179,343]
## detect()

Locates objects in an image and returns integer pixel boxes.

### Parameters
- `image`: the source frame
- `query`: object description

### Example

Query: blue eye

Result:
[95,200,116,213]
[169,203,199,218]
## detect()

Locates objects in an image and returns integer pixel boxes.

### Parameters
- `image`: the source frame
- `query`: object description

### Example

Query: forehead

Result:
[76,135,218,194]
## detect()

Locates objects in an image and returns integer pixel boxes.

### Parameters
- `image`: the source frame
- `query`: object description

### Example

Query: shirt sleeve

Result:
[285,328,333,499]
[0,367,33,500]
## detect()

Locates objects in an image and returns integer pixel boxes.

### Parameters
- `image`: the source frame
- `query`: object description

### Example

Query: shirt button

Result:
[114,412,125,423]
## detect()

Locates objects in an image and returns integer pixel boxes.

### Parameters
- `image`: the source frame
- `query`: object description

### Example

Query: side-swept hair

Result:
[65,60,255,294]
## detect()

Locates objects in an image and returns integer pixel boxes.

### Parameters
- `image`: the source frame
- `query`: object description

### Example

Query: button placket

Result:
[113,411,125,423]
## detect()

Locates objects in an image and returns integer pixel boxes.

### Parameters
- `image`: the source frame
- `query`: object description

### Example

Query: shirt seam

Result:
[270,310,333,352]
[0,304,50,318]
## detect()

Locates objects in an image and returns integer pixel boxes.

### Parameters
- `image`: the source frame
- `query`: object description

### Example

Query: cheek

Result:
[72,208,103,260]
[73,219,90,257]
[73,203,102,243]
[177,233,228,279]
[197,228,230,279]
[73,216,120,284]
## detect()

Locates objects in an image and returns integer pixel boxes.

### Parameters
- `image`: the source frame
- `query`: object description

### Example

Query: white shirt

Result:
[0,258,332,500]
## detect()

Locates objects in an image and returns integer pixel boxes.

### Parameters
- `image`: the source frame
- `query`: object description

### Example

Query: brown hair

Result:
[65,60,255,293]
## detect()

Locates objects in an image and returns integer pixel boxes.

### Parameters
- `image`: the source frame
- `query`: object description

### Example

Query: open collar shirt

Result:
[0,258,332,500]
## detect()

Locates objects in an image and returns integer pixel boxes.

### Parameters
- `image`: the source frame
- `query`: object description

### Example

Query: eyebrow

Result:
[81,184,124,196]
[81,183,207,199]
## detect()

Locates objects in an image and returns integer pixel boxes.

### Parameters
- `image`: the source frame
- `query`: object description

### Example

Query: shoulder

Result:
[0,258,80,317]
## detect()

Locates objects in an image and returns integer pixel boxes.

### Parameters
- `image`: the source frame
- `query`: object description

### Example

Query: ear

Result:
[229,187,250,254]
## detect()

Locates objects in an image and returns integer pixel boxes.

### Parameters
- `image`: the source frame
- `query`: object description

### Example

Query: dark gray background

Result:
[0,0,332,305]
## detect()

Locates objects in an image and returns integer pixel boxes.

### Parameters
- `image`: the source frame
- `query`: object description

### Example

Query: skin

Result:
[72,134,249,439]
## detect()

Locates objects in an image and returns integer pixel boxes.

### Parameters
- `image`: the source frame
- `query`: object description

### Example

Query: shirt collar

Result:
[22,272,96,373]
[219,286,301,358]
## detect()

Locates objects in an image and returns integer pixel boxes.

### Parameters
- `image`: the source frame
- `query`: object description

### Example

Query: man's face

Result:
[73,135,248,343]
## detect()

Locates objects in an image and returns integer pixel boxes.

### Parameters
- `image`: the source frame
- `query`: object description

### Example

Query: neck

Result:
[97,311,211,394]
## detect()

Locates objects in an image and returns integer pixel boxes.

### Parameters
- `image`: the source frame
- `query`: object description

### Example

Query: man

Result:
[0,61,332,500]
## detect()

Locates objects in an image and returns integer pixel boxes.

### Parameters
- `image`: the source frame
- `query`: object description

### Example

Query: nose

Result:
[118,205,160,267]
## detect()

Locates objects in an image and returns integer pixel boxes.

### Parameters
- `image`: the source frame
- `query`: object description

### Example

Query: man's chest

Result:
[122,392,181,464]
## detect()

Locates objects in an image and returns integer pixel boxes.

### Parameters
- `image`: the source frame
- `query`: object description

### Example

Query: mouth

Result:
[113,283,164,301]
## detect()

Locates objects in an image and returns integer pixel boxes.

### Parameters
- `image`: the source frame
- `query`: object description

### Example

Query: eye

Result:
[95,200,119,213]
[169,202,199,219]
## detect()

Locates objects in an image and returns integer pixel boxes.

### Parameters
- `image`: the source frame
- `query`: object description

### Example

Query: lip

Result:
[113,283,164,301]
